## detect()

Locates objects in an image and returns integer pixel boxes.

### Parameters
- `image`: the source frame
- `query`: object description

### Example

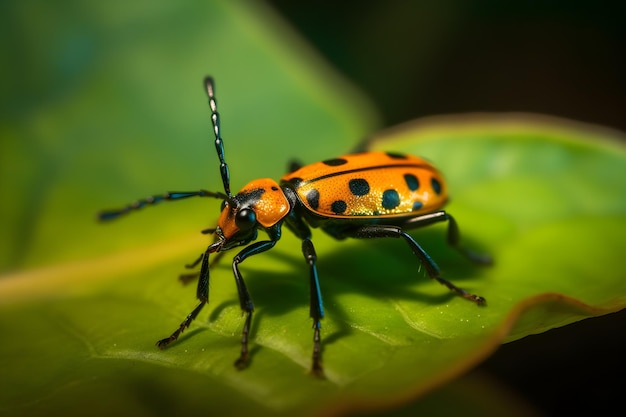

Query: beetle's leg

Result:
[185,252,205,270]
[230,240,278,369]
[179,250,226,285]
[284,213,327,376]
[343,224,486,306]
[286,159,304,173]
[403,211,492,265]
[302,238,325,377]
[157,247,211,348]
[178,252,204,284]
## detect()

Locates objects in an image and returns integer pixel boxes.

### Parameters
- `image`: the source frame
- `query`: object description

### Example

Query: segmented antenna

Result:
[204,77,231,197]
[98,190,227,221]
[97,77,233,222]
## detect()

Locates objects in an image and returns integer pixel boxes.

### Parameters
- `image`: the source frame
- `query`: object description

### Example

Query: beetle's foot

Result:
[310,361,325,379]
[470,294,487,306]
[234,353,249,370]
[156,336,177,349]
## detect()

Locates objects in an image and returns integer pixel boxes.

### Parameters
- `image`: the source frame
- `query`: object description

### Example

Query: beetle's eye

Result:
[220,200,228,211]
[235,208,257,230]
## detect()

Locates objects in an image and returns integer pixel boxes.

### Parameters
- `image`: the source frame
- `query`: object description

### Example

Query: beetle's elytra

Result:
[99,77,491,377]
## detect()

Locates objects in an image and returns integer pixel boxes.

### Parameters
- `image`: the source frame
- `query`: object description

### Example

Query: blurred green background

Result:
[265,1,626,416]
[1,0,624,416]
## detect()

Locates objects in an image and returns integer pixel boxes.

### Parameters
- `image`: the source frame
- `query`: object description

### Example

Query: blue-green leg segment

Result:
[302,238,325,377]
[284,213,326,376]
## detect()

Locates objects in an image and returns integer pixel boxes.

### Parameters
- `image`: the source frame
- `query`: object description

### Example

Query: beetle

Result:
[99,77,491,377]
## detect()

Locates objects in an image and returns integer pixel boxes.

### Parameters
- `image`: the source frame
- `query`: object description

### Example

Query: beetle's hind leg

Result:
[403,211,493,265]
[340,224,486,306]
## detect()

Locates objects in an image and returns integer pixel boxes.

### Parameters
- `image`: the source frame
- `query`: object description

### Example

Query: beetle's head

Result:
[208,178,290,253]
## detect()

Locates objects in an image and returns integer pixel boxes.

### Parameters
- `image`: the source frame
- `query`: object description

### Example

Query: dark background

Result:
[267,1,625,416]
[268,1,625,131]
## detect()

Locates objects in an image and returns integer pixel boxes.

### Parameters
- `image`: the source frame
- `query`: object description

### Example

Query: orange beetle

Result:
[99,77,491,377]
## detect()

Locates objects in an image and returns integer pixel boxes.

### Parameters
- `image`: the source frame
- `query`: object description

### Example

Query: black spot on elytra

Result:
[386,152,407,159]
[381,189,400,210]
[404,173,419,191]
[331,200,347,214]
[412,201,423,211]
[306,189,320,209]
[348,178,370,196]
[271,186,279,191]
[431,177,442,195]
[323,158,348,167]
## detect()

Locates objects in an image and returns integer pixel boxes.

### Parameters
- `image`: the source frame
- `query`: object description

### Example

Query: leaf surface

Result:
[1,1,625,416]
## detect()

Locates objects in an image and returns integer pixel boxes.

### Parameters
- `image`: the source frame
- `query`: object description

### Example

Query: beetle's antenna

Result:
[98,78,234,223]
[205,76,232,198]
[98,190,228,221]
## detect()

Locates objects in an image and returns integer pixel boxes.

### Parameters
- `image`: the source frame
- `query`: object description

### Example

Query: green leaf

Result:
[2,1,626,417]
[0,0,378,272]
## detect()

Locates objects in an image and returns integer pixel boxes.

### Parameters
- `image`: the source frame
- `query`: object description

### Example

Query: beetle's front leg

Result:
[156,247,211,348]
[179,250,227,285]
[230,240,277,369]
